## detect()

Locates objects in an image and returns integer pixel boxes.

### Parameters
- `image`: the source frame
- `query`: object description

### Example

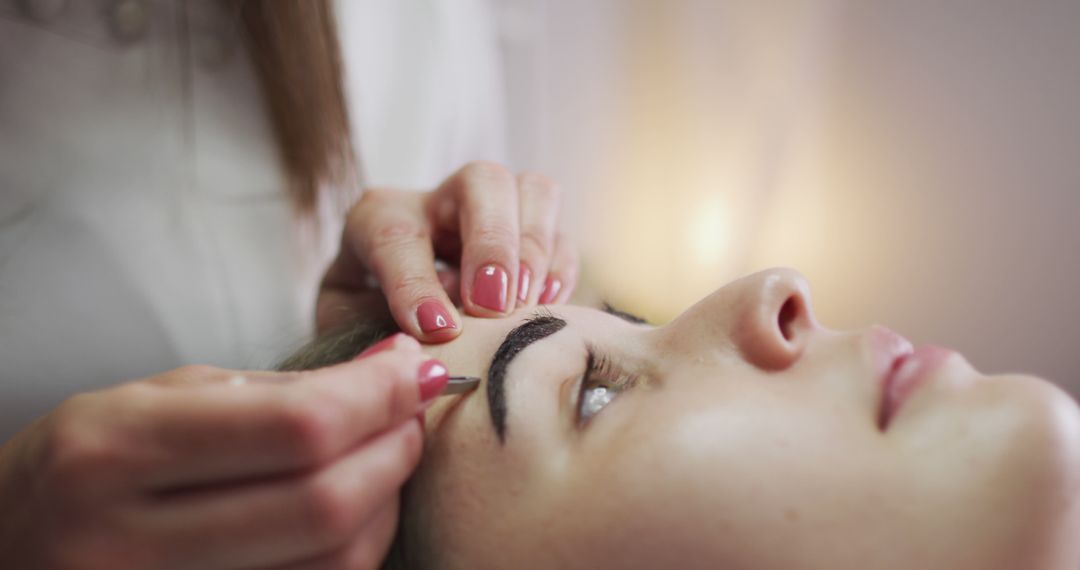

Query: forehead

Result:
[423,305,630,377]
[413,305,640,566]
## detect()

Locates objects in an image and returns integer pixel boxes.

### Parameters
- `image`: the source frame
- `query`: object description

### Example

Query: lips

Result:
[869,327,953,429]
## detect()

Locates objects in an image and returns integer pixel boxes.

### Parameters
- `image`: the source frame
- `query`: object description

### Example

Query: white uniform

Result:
[0,0,507,439]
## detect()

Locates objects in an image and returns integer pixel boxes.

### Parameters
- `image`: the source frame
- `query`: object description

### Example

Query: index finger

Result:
[127,343,441,489]
[350,189,462,342]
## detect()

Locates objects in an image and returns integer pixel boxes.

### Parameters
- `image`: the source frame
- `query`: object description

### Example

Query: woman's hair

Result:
[277,318,395,372]
[278,318,433,570]
[238,0,356,213]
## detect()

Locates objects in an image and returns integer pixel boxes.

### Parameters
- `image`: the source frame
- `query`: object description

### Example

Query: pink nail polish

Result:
[539,276,562,304]
[472,264,509,312]
[418,359,450,402]
[416,300,456,334]
[517,264,531,303]
[355,334,400,359]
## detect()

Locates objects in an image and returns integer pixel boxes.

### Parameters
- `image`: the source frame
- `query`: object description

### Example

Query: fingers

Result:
[435,161,521,317]
[336,162,575,333]
[147,418,422,569]
[315,254,395,335]
[349,189,461,342]
[264,500,400,570]
[122,340,435,489]
[515,172,561,308]
[539,232,579,304]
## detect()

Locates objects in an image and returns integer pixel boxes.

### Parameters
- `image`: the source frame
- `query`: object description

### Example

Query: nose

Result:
[669,268,819,371]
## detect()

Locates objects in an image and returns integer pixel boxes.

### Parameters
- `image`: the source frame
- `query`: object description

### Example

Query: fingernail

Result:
[417,300,456,334]
[517,264,531,304]
[418,359,450,402]
[539,276,562,304]
[472,264,509,313]
[355,334,401,359]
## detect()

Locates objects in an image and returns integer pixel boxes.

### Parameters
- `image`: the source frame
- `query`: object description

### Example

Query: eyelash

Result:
[576,348,638,426]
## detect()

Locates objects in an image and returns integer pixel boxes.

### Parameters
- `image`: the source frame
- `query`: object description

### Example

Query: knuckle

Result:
[356,188,396,209]
[352,189,405,227]
[170,364,220,380]
[473,223,517,249]
[518,171,560,199]
[368,219,428,255]
[386,273,438,301]
[461,160,514,186]
[303,476,357,545]
[519,229,552,259]
[44,398,119,484]
[276,396,342,465]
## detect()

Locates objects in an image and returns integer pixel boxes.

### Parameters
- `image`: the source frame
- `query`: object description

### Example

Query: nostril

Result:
[778,296,799,342]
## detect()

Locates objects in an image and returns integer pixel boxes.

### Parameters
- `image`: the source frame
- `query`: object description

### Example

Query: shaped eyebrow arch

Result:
[601,302,649,325]
[486,312,567,443]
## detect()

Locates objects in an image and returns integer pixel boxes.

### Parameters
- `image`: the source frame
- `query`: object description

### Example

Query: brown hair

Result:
[238,0,357,212]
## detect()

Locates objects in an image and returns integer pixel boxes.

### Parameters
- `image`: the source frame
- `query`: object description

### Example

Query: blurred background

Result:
[495,0,1080,395]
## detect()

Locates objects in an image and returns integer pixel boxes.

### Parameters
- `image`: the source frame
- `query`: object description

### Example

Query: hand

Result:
[317,161,579,340]
[0,334,440,569]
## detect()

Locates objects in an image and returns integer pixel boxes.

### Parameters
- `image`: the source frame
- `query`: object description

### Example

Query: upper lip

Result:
[868,326,915,429]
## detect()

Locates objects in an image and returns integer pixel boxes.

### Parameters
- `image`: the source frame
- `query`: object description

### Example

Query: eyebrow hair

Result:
[601,302,649,325]
[487,313,567,443]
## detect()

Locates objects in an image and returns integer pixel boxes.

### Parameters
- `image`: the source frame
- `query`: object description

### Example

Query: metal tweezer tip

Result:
[442,375,481,396]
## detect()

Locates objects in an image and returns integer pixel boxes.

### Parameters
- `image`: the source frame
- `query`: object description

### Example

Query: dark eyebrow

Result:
[601,302,649,325]
[487,313,567,443]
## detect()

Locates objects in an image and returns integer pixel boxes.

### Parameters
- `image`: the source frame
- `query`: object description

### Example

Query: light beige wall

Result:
[501,0,1080,394]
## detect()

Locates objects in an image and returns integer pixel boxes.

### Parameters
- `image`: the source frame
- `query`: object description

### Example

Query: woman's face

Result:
[417,269,1080,570]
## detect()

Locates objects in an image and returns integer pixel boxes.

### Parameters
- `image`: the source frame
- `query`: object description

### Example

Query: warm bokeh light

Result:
[536,0,1080,392]
[579,1,832,322]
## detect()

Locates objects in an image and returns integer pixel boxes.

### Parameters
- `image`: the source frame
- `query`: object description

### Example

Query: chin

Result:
[986,373,1080,569]
[902,368,1080,568]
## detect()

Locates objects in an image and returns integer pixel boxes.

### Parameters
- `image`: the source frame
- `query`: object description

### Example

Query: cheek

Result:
[419,395,573,570]
[418,398,510,560]
[542,390,905,568]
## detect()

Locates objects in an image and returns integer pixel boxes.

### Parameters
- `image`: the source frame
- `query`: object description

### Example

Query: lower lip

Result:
[880,346,954,429]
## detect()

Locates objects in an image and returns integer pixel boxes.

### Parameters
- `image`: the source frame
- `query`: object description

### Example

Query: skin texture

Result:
[414,268,1080,570]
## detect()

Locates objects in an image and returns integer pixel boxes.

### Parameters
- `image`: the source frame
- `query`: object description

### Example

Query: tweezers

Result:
[443,376,481,396]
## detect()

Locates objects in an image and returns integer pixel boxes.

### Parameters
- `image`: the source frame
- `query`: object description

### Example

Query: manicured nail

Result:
[418,359,450,402]
[517,264,531,304]
[539,276,562,304]
[355,334,401,359]
[416,300,456,334]
[472,264,509,312]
